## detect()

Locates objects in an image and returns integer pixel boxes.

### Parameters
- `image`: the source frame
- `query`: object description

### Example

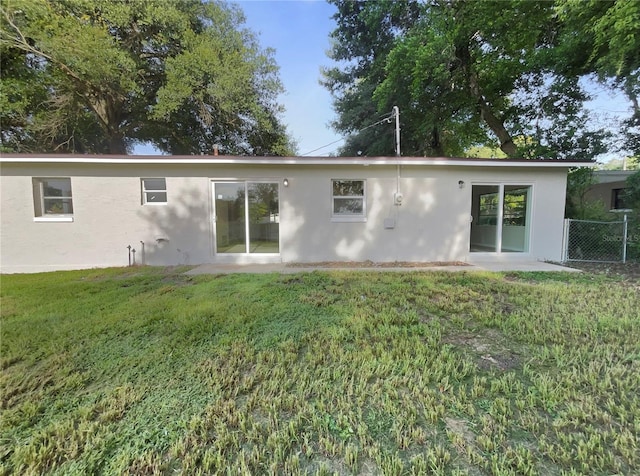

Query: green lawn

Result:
[1,267,638,475]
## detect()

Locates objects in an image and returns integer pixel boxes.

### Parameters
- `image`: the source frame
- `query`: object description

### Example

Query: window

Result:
[332,179,366,221]
[142,178,167,204]
[612,188,630,210]
[33,178,73,221]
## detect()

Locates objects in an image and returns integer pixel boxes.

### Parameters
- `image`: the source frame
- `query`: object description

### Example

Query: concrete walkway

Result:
[185,260,579,275]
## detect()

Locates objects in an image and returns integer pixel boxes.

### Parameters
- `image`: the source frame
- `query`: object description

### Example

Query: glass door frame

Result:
[469,182,534,255]
[211,179,281,256]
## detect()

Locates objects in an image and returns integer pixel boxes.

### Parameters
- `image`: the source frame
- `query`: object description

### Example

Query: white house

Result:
[0,154,587,273]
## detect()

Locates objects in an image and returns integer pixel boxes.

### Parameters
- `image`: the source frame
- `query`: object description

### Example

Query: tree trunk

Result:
[91,95,128,154]
[459,40,518,157]
[477,99,518,157]
[428,126,446,156]
[108,134,127,155]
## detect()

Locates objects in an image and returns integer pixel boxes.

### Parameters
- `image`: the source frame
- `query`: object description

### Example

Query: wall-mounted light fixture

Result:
[283,178,289,187]
[458,180,465,189]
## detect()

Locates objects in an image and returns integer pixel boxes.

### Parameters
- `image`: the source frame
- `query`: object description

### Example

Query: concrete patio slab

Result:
[185,260,580,275]
[467,260,581,272]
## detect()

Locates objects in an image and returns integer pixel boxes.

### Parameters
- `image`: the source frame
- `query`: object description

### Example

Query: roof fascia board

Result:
[0,155,594,168]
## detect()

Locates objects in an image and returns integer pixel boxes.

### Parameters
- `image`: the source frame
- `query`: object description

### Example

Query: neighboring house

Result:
[585,170,636,211]
[0,154,588,273]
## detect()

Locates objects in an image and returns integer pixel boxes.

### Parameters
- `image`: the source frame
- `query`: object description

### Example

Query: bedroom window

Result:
[332,179,366,221]
[33,178,73,221]
[142,178,167,204]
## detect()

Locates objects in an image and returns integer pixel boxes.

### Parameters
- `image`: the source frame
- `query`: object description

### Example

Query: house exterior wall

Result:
[0,161,568,273]
[584,171,635,210]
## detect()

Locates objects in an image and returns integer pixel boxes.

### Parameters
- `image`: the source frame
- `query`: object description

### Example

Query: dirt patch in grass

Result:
[445,417,475,446]
[444,329,521,371]
[286,260,469,268]
[562,261,640,283]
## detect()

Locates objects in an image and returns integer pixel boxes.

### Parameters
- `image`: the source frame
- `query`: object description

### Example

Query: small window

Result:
[142,178,167,204]
[332,179,366,221]
[33,178,73,220]
[612,188,630,210]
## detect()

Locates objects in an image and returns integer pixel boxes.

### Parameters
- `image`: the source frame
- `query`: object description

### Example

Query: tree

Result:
[0,0,293,155]
[324,0,622,160]
[322,0,423,156]
[554,0,640,157]
[599,157,639,171]
[564,167,608,219]
[624,170,640,209]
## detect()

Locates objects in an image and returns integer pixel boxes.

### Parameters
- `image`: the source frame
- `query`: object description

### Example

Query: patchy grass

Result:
[1,267,638,475]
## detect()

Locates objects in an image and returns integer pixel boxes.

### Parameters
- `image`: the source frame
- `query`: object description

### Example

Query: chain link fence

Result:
[562,218,629,263]
[626,215,640,262]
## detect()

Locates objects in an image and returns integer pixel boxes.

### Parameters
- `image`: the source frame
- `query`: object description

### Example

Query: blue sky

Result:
[239,0,341,156]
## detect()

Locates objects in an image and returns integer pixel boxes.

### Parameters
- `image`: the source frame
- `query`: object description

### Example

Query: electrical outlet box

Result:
[394,192,404,205]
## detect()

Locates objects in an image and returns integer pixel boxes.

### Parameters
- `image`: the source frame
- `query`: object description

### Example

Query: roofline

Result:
[593,169,635,174]
[0,153,595,168]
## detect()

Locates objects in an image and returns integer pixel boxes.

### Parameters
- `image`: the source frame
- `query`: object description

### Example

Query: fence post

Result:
[562,218,570,262]
[622,214,628,264]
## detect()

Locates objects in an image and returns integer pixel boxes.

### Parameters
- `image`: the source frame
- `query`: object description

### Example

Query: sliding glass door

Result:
[470,184,531,253]
[214,182,279,254]
[501,186,530,253]
[214,182,246,253]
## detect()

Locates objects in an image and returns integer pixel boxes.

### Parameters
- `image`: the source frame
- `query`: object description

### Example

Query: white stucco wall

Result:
[0,160,568,273]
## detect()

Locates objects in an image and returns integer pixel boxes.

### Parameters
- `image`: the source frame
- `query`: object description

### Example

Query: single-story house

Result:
[584,170,636,211]
[0,154,589,273]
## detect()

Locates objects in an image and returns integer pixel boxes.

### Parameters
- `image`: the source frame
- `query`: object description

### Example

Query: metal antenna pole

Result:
[393,106,400,157]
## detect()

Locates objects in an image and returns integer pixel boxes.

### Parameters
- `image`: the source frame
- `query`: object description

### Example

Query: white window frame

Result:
[331,179,367,222]
[141,178,167,205]
[33,177,74,222]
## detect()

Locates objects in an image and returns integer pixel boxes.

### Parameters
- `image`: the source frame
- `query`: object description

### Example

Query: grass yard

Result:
[1,267,639,475]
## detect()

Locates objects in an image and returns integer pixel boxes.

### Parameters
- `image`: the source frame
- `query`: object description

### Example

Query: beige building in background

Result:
[584,170,635,211]
[0,154,586,273]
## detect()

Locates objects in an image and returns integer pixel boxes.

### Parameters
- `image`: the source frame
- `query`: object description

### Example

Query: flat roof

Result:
[0,153,594,168]
[593,170,636,183]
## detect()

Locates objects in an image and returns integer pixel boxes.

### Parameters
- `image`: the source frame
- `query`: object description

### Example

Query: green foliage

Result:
[565,167,610,219]
[623,171,640,260]
[599,156,639,170]
[624,170,640,208]
[322,0,422,156]
[554,0,640,158]
[1,267,639,474]
[555,0,640,79]
[0,0,293,155]
[464,145,507,159]
[325,0,635,160]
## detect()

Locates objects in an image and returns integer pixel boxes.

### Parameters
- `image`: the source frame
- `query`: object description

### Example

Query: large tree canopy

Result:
[324,0,639,159]
[0,0,293,155]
